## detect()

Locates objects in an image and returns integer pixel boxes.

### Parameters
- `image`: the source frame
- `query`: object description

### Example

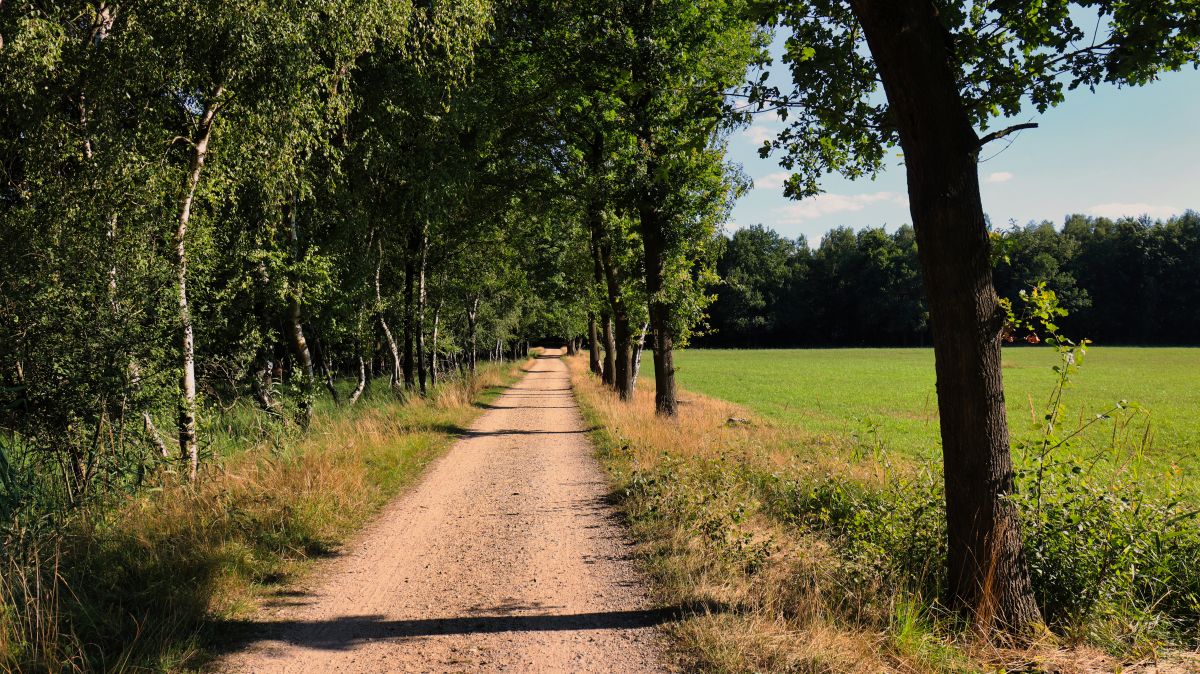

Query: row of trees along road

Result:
[2,0,1197,641]
[704,212,1200,348]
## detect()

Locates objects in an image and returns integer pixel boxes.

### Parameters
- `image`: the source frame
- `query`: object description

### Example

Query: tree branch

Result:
[978,122,1038,147]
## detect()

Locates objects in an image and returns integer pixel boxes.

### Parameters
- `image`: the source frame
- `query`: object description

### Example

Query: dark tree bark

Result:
[601,316,616,387]
[850,0,1042,634]
[607,292,633,400]
[587,312,602,375]
[638,203,677,415]
[591,251,616,388]
[584,160,632,396]
[628,33,679,415]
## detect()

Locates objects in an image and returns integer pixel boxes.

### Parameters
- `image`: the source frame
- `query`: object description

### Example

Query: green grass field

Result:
[675,347,1200,496]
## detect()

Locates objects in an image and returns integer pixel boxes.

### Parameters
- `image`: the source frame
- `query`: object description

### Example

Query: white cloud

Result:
[723,221,746,234]
[741,120,778,145]
[771,192,908,224]
[754,171,791,190]
[1088,202,1180,219]
[985,171,1013,184]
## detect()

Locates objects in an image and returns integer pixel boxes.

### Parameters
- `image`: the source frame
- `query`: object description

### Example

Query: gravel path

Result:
[218,349,670,673]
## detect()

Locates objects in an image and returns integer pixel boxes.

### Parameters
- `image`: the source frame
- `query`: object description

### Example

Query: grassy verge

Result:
[568,356,1200,674]
[1,359,529,674]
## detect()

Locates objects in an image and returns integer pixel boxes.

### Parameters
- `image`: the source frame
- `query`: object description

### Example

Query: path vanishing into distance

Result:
[220,349,671,674]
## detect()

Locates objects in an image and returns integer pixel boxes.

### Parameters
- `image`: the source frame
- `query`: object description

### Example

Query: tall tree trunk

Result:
[639,205,677,415]
[174,84,222,482]
[587,312,602,375]
[850,0,1041,634]
[416,229,428,396]
[609,307,633,399]
[601,316,616,386]
[631,49,678,415]
[598,243,633,399]
[285,196,315,426]
[402,234,416,390]
[374,238,402,389]
[466,296,479,375]
[430,300,441,387]
[585,177,632,395]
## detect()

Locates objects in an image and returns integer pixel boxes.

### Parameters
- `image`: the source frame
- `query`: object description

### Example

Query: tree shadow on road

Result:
[209,604,719,654]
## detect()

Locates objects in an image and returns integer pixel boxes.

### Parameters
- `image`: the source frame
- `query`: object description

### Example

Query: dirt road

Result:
[219,349,670,674]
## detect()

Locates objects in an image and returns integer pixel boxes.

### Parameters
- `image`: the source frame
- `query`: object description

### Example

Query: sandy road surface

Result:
[218,349,670,674]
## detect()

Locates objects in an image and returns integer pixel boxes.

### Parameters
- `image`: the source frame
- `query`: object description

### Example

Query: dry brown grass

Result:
[568,356,1198,674]
[571,360,887,486]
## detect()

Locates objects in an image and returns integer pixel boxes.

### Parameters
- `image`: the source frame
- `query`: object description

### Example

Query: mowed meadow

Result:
[675,347,1200,498]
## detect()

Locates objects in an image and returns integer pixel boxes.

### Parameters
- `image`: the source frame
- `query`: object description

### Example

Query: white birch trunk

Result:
[175,84,222,481]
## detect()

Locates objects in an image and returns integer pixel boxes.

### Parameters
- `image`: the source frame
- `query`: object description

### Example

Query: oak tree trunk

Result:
[587,195,631,397]
[610,308,633,400]
[601,316,616,387]
[639,205,677,415]
[587,313,602,375]
[850,0,1042,635]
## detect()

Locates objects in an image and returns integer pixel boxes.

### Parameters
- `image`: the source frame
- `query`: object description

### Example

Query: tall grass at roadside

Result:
[1,361,527,674]
[569,356,1200,673]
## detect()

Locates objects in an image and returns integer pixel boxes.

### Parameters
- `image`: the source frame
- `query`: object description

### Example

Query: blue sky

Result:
[726,37,1200,245]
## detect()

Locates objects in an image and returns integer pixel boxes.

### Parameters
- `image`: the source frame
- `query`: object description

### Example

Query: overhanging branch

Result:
[978,122,1038,147]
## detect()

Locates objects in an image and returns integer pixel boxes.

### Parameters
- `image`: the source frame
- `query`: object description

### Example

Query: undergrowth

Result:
[0,361,525,673]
